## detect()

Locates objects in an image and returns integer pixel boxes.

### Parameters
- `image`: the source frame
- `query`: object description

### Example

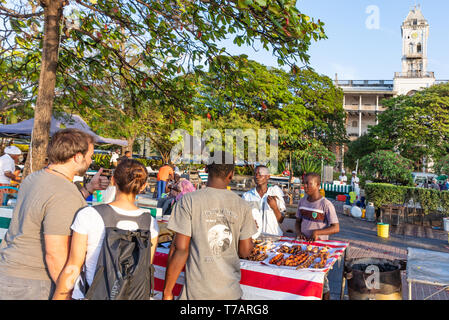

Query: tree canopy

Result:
[364,82,449,171]
[0,0,327,174]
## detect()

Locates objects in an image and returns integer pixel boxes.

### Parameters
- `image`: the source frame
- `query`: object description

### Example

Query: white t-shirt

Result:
[70,205,159,299]
[0,154,15,184]
[339,175,348,184]
[351,176,360,188]
[101,185,116,203]
[242,186,286,236]
[110,152,119,163]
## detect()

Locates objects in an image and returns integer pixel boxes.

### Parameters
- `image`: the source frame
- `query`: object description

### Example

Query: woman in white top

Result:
[52,159,159,300]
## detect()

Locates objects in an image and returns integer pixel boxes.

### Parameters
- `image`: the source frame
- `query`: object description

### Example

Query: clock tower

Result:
[394,5,435,96]
[401,5,429,76]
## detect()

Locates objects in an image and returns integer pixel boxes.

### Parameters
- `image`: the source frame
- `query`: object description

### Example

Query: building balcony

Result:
[404,53,423,59]
[394,71,435,78]
[344,104,387,112]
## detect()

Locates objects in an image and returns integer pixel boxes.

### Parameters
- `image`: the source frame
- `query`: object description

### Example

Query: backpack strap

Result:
[93,203,153,231]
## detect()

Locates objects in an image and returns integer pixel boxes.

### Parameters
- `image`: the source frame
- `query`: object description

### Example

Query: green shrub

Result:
[434,154,449,175]
[234,166,254,176]
[360,150,413,186]
[365,183,449,216]
[364,183,409,208]
[292,143,335,176]
[136,159,163,168]
[296,155,321,175]
[91,154,112,169]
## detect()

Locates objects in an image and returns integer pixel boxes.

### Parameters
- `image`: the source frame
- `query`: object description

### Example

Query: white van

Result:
[411,172,437,187]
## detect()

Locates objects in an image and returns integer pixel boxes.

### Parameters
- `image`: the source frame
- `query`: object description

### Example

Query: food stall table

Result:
[0,206,14,243]
[406,247,449,300]
[153,236,349,300]
[320,183,352,200]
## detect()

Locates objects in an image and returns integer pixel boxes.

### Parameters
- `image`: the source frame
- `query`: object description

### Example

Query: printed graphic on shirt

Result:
[298,206,326,222]
[207,224,232,256]
[202,208,237,257]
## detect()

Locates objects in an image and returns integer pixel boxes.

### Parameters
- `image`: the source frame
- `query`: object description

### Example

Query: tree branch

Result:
[0,6,44,18]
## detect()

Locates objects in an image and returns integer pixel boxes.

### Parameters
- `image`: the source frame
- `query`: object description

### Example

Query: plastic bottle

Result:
[366,202,375,222]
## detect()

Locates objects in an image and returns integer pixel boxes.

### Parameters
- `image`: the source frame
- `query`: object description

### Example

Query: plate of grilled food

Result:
[246,240,277,262]
[262,244,331,270]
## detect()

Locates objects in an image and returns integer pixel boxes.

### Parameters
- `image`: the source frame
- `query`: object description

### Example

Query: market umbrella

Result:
[0,113,128,146]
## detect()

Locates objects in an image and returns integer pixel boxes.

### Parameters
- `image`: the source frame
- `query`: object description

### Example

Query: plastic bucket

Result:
[443,217,449,232]
[377,223,389,238]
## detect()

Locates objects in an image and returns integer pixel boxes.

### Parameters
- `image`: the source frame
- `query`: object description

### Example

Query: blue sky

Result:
[221,0,449,80]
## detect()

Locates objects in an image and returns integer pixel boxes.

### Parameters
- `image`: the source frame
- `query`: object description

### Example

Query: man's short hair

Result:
[206,151,234,179]
[47,128,95,164]
[255,165,270,176]
[304,172,321,185]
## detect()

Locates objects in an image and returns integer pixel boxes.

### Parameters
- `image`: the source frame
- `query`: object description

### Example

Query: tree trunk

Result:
[23,0,64,178]
[161,152,170,165]
[121,136,135,155]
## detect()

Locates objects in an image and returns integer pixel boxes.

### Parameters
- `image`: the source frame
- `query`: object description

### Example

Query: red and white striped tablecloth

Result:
[153,237,349,300]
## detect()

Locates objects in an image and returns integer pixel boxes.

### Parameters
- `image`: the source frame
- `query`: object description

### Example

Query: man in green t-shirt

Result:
[0,129,108,300]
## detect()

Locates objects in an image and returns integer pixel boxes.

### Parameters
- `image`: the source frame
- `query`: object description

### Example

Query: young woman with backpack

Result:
[53,159,159,300]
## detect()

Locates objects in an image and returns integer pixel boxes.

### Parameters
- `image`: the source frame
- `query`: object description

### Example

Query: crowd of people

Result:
[419,177,449,191]
[0,128,340,300]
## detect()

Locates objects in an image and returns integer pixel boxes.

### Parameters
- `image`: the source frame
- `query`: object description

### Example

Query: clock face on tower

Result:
[411,32,418,39]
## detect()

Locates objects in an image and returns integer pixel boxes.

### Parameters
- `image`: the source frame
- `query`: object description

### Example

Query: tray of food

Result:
[261,244,331,270]
[246,240,277,262]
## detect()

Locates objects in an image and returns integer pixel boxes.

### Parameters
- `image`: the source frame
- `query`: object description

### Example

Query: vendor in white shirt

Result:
[109,149,120,168]
[0,146,22,187]
[242,165,286,237]
[338,169,347,185]
[351,171,360,198]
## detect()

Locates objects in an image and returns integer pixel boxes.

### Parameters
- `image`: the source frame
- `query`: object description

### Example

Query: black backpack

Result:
[79,204,155,300]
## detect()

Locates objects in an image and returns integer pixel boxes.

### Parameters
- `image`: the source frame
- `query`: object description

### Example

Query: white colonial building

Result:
[334,6,447,168]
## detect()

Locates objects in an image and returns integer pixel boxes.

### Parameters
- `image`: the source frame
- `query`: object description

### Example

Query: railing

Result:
[344,104,386,111]
[394,71,435,78]
[404,53,423,59]
[337,80,394,87]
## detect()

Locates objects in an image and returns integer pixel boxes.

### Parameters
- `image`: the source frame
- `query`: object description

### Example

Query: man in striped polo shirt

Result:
[295,172,340,300]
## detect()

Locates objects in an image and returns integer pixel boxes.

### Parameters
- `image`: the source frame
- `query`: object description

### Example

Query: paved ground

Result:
[147,189,449,300]
[324,211,449,300]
